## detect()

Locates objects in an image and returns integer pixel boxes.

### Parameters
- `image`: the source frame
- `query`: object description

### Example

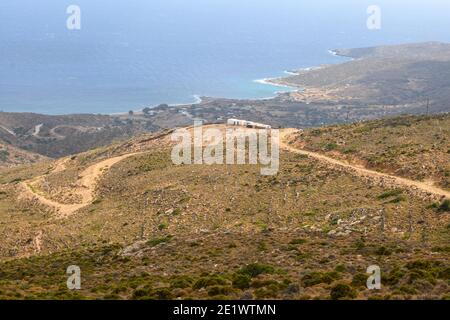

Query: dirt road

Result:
[20,153,140,218]
[280,129,450,199]
[19,128,448,220]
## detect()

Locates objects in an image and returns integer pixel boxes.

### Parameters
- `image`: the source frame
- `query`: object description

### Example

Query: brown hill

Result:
[288,113,450,191]
[0,117,448,300]
[274,42,450,108]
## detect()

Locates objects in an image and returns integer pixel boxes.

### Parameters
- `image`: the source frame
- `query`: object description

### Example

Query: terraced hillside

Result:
[0,119,448,300]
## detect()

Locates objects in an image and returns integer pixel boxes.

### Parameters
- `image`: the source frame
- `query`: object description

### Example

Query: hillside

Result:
[0,141,48,167]
[0,112,152,161]
[0,117,448,300]
[273,42,450,109]
[287,114,450,191]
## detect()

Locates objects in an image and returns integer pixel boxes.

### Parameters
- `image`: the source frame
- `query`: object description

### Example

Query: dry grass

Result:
[291,114,450,190]
[0,119,448,300]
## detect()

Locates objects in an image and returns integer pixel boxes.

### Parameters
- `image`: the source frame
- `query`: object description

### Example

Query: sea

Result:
[1,0,450,114]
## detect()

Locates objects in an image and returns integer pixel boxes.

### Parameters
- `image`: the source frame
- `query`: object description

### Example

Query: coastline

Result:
[169,94,203,107]
[254,48,352,92]
[253,78,300,94]
[110,95,204,116]
[17,48,351,117]
[328,49,339,56]
[116,48,349,116]
[253,77,302,95]
[115,78,298,116]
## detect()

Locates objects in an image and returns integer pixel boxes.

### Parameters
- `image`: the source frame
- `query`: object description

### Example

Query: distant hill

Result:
[335,41,450,60]
[0,141,48,167]
[289,113,450,190]
[274,42,450,108]
[0,112,152,161]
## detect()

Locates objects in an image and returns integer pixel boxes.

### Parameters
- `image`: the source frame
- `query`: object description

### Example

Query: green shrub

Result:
[383,268,405,286]
[431,246,450,253]
[289,238,307,245]
[170,276,194,289]
[207,286,233,297]
[375,246,392,256]
[353,238,366,251]
[343,147,356,154]
[132,288,151,299]
[334,265,346,273]
[302,271,341,287]
[377,189,403,200]
[404,260,444,284]
[147,235,172,247]
[254,284,280,299]
[153,288,173,300]
[387,196,406,203]
[351,273,367,288]
[438,267,450,280]
[0,150,10,161]
[398,286,417,295]
[250,279,280,289]
[158,222,168,230]
[193,275,227,290]
[330,283,356,300]
[437,200,450,212]
[132,286,173,300]
[232,274,251,290]
[238,263,275,278]
[324,143,338,151]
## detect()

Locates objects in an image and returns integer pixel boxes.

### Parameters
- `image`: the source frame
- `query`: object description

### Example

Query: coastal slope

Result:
[272,42,450,108]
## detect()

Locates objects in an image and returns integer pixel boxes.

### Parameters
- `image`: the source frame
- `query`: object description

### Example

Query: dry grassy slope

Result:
[0,123,448,300]
[0,112,154,159]
[0,142,48,167]
[292,114,450,190]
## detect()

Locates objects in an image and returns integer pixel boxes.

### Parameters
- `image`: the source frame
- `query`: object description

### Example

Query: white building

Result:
[227,119,271,129]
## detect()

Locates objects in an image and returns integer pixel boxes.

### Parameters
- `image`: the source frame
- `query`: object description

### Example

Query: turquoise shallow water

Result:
[1,0,450,114]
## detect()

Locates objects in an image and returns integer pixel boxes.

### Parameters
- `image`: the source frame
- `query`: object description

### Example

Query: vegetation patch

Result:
[193,275,228,290]
[146,235,173,247]
[377,189,403,200]
[237,263,275,278]
[302,271,341,287]
[330,283,357,300]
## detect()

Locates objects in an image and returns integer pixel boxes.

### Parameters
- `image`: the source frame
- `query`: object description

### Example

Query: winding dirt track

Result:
[280,129,450,199]
[20,153,140,218]
[19,127,448,222]
[18,129,176,220]
[0,125,16,136]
